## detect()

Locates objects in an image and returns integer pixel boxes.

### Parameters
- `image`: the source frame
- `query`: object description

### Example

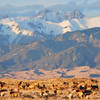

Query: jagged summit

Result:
[36,9,85,22]
[70,9,85,19]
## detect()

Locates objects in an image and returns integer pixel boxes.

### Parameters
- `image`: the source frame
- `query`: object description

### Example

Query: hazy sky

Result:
[0,0,99,7]
[0,0,100,17]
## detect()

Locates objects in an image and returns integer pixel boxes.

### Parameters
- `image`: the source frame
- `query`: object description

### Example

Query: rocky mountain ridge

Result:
[0,14,100,45]
[0,27,100,80]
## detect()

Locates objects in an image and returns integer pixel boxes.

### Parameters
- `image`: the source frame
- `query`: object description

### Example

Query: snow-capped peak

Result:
[0,9,100,44]
[36,9,85,23]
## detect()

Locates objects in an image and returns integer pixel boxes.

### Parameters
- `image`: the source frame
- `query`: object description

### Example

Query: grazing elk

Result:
[91,85,98,90]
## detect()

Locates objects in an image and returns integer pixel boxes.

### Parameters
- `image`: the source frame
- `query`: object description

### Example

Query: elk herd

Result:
[0,78,99,99]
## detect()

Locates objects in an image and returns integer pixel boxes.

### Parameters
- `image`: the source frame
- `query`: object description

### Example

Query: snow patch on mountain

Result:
[59,17,100,33]
[0,18,33,36]
[0,16,100,43]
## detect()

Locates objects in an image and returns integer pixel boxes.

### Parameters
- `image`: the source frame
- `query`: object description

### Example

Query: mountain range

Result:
[0,7,100,80]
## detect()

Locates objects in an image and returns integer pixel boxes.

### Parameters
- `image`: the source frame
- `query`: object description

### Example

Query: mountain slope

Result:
[0,27,100,75]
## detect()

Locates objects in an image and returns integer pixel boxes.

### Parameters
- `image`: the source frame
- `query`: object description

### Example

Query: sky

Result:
[0,0,100,17]
[0,0,99,7]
